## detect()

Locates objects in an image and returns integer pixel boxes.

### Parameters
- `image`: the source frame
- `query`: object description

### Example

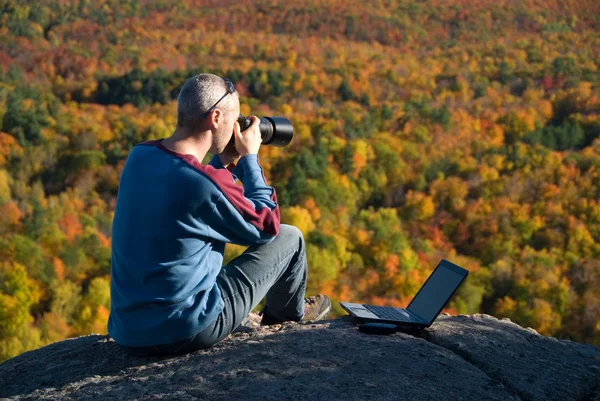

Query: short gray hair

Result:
[176,73,233,130]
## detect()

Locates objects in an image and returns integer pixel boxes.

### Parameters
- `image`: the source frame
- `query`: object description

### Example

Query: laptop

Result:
[340,259,469,330]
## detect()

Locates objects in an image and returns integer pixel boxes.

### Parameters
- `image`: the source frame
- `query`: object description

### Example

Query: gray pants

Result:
[119,224,307,357]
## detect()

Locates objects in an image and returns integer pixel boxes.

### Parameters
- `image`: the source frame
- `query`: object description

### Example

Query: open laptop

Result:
[340,259,469,330]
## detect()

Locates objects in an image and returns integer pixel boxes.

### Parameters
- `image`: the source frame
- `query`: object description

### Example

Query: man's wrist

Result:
[221,156,238,172]
[218,154,239,167]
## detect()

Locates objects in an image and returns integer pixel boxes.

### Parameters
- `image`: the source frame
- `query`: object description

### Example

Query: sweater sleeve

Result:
[202,154,279,246]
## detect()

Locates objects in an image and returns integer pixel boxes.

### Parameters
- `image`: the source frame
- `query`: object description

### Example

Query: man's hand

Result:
[234,116,262,156]
[218,135,240,167]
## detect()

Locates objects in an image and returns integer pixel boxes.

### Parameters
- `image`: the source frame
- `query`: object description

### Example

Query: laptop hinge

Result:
[406,309,428,324]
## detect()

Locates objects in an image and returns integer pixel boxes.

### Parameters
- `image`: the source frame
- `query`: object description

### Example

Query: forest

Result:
[0,0,599,362]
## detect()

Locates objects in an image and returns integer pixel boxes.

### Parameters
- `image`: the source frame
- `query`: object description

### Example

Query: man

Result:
[108,73,331,357]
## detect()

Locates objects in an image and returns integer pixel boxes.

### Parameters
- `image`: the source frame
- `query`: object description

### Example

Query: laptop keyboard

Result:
[363,305,415,322]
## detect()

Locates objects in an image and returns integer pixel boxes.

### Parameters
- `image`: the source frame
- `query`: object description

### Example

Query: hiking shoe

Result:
[259,294,332,325]
[302,294,332,322]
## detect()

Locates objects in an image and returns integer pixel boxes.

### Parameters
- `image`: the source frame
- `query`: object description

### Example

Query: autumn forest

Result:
[0,0,599,362]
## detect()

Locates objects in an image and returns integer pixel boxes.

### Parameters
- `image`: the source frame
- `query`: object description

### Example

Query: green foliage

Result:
[523,121,586,151]
[49,278,82,325]
[4,234,52,284]
[307,231,336,250]
[542,22,572,33]
[339,143,355,175]
[280,163,307,207]
[2,86,59,147]
[95,68,176,107]
[297,142,327,180]
[306,244,339,294]
[553,56,579,77]
[453,266,492,314]
[0,0,599,361]
[338,78,356,102]
[404,96,451,131]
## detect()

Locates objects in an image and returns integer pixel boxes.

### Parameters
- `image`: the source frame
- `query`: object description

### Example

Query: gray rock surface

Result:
[418,314,600,401]
[0,313,598,401]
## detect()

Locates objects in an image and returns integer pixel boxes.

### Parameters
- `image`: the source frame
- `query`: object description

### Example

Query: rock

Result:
[0,313,598,401]
[415,313,600,401]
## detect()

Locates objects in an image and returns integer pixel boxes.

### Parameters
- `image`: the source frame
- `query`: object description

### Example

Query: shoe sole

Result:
[259,301,333,324]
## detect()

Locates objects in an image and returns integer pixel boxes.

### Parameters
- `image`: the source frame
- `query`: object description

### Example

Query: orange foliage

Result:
[58,212,83,243]
[0,201,22,229]
[0,0,598,360]
[0,133,22,166]
[52,258,65,281]
[384,254,400,278]
[96,231,110,248]
[301,198,322,221]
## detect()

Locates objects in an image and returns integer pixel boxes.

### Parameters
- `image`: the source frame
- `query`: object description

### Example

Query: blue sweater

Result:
[108,139,280,347]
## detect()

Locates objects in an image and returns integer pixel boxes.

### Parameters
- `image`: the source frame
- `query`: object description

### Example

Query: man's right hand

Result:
[233,115,262,156]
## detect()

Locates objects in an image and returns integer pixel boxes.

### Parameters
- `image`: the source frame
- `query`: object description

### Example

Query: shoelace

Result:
[304,297,318,315]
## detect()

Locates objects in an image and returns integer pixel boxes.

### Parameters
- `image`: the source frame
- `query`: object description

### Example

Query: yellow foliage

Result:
[294,122,311,142]
[404,190,435,220]
[0,169,11,203]
[240,103,252,117]
[131,80,143,92]
[538,100,554,121]
[285,51,297,69]
[399,248,418,271]
[354,228,370,246]
[487,124,504,146]
[532,298,561,336]
[327,135,346,153]
[21,98,34,112]
[478,164,499,182]
[0,323,43,363]
[494,295,517,316]
[0,262,42,360]
[1,2,599,353]
[430,177,468,211]
[532,278,550,298]
[280,103,293,115]
[280,206,315,236]
[306,244,339,294]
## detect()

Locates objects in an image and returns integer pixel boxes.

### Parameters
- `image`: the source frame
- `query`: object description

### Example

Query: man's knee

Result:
[278,224,305,246]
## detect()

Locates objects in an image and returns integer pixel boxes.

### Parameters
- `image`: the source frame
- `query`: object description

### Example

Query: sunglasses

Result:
[201,78,236,119]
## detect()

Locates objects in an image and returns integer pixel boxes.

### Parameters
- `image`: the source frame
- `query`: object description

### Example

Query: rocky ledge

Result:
[0,313,599,401]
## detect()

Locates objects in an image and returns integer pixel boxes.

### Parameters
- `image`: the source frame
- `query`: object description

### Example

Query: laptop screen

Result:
[407,261,466,323]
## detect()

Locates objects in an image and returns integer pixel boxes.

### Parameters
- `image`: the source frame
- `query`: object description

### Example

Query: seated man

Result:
[108,73,331,357]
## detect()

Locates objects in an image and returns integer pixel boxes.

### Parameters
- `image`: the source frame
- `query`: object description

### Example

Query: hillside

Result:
[0,0,599,362]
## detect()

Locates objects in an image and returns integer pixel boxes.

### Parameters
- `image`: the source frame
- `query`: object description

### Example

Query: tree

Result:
[2,86,59,147]
[0,262,42,362]
[337,77,356,102]
[49,278,82,326]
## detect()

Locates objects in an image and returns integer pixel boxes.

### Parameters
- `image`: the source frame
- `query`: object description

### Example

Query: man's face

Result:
[212,93,240,155]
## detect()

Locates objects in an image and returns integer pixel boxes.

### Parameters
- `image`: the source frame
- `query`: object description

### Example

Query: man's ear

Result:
[211,108,223,128]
